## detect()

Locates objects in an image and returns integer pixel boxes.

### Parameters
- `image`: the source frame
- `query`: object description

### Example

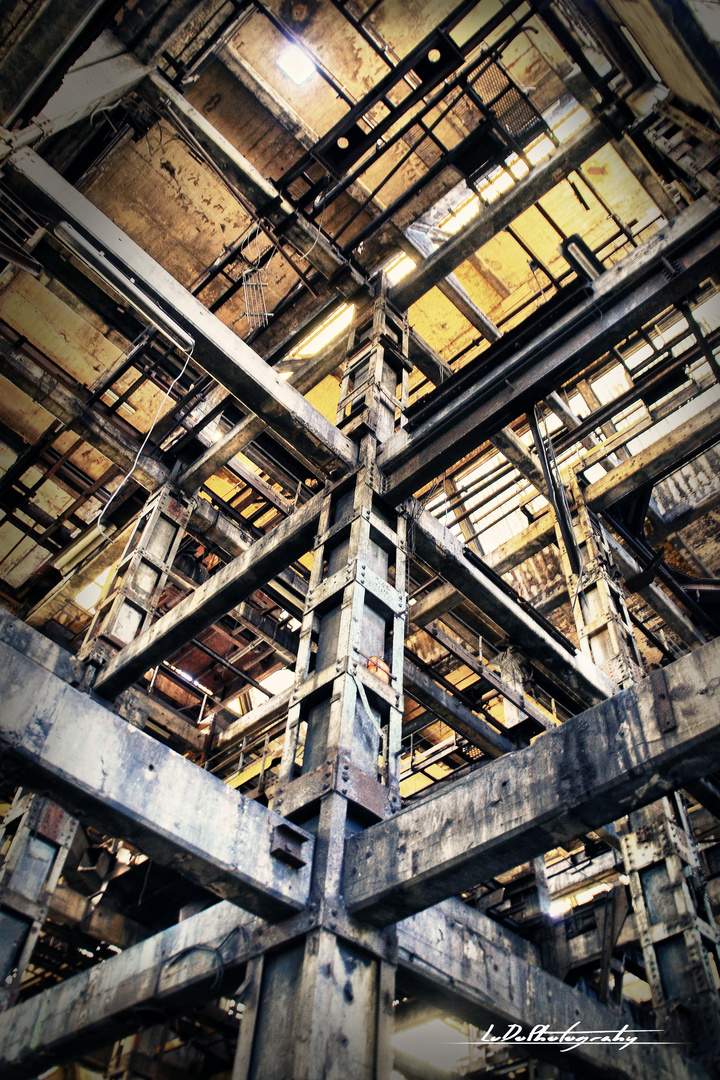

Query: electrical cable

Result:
[96,345,193,539]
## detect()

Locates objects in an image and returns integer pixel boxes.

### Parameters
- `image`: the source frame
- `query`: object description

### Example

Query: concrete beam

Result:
[397,900,708,1080]
[0,900,261,1080]
[345,636,720,924]
[93,490,324,698]
[5,148,357,481]
[389,121,609,311]
[380,198,720,500]
[406,501,616,708]
[0,623,313,919]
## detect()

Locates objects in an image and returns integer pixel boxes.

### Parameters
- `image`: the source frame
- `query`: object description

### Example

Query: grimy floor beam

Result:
[388,120,608,311]
[380,198,720,499]
[345,634,720,925]
[5,148,358,481]
[398,899,709,1080]
[0,901,262,1080]
[93,490,324,698]
[407,501,616,707]
[0,626,313,919]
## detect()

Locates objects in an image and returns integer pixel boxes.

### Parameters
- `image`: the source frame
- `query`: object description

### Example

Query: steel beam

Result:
[604,529,706,648]
[488,394,720,577]
[344,635,720,924]
[178,322,352,493]
[380,198,720,499]
[0,337,169,492]
[406,501,616,707]
[93,489,324,698]
[389,121,609,311]
[403,659,515,757]
[0,625,313,919]
[5,148,357,480]
[397,899,709,1080]
[142,74,360,291]
[411,375,720,632]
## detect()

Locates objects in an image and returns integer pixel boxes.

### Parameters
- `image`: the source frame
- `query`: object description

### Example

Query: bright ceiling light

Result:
[278,44,316,84]
[294,303,354,358]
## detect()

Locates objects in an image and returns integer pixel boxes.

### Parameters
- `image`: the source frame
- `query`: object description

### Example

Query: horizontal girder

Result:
[345,635,720,924]
[5,148,358,481]
[0,619,313,919]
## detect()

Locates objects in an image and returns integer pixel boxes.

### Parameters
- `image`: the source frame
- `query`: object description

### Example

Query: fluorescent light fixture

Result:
[74,566,112,613]
[54,222,195,354]
[278,44,316,85]
[294,302,354,358]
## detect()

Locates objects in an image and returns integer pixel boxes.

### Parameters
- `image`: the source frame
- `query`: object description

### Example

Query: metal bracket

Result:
[270,822,310,868]
[650,667,677,732]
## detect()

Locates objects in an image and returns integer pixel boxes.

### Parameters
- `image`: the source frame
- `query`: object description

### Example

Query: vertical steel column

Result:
[555,471,720,1062]
[105,1026,171,1080]
[79,484,195,668]
[234,284,408,1080]
[556,475,644,688]
[621,793,720,1060]
[0,791,78,1009]
[495,649,553,951]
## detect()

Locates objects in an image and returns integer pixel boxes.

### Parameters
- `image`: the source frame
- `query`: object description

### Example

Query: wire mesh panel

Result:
[471,60,544,140]
[242,267,270,330]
